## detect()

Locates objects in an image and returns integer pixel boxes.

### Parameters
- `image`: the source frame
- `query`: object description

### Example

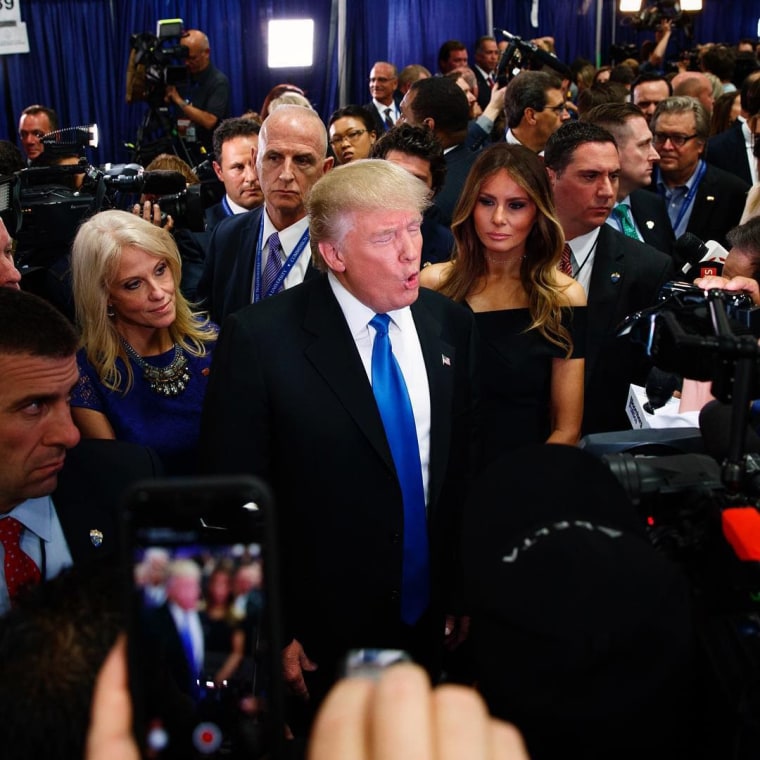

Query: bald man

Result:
[164,28,230,154]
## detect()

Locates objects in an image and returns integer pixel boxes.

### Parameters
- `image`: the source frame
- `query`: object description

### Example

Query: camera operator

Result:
[163,30,230,157]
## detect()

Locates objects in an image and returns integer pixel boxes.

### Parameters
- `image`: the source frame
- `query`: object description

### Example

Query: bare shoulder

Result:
[554,273,587,307]
[419,262,452,291]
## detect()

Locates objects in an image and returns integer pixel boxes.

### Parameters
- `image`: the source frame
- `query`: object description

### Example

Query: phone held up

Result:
[120,476,285,759]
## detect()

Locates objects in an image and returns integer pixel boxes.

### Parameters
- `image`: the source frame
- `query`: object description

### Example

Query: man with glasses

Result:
[17,105,58,163]
[365,61,402,136]
[503,71,570,154]
[651,96,749,249]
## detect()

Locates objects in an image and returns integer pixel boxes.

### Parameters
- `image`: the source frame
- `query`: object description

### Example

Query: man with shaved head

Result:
[199,105,333,323]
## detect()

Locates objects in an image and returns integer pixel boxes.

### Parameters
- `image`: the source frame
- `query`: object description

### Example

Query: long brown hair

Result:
[439,143,572,354]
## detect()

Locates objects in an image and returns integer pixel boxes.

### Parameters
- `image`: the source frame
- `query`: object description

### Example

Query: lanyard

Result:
[221,196,234,217]
[253,217,310,302]
[669,160,707,235]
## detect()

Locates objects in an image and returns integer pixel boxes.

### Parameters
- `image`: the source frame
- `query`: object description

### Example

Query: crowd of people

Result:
[3,23,760,760]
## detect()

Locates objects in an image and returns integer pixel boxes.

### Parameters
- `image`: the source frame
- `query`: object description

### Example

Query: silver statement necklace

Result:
[120,337,190,397]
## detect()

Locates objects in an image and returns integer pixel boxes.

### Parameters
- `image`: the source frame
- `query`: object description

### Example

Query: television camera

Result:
[493,28,571,87]
[128,18,189,103]
[602,281,760,754]
[620,0,697,39]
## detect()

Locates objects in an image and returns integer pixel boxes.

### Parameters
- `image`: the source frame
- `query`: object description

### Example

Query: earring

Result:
[107,304,115,318]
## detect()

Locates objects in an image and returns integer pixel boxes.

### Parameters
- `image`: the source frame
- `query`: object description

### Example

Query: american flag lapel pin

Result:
[442,354,451,366]
[89,529,103,547]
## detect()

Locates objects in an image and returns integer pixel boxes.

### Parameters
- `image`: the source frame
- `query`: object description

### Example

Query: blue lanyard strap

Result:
[253,217,310,302]
[670,160,707,235]
[221,196,234,217]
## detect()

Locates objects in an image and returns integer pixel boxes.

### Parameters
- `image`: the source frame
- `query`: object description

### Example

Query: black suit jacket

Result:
[583,225,674,435]
[204,201,230,233]
[200,276,477,668]
[434,143,481,227]
[196,207,318,325]
[683,162,750,249]
[473,66,493,113]
[363,96,402,136]
[628,189,675,255]
[54,439,162,565]
[707,120,752,186]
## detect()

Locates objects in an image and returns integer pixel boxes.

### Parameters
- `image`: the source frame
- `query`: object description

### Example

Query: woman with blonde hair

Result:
[420,143,586,461]
[70,209,217,474]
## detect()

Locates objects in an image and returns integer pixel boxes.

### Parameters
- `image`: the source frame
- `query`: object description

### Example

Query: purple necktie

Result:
[262,231,284,296]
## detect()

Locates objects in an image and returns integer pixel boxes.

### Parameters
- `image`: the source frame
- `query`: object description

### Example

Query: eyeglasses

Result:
[540,103,568,114]
[329,129,369,147]
[369,77,393,84]
[652,132,699,148]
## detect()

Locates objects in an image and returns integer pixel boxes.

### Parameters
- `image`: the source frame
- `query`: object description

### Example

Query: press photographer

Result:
[161,29,230,159]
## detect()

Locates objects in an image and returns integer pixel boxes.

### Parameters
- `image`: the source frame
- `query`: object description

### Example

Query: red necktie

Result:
[0,517,41,605]
[559,243,574,276]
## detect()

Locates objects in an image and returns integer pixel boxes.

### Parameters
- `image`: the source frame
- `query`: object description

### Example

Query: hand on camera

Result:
[694,274,760,306]
[132,200,174,232]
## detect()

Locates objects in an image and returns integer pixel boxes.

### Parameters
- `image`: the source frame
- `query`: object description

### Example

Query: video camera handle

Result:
[702,291,760,489]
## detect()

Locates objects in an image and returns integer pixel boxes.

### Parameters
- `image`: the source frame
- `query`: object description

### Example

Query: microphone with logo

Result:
[673,232,727,280]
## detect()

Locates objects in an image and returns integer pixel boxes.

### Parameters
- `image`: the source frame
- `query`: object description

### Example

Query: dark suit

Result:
[434,143,481,227]
[583,225,674,435]
[204,201,231,232]
[707,120,752,186]
[196,207,318,325]
[363,97,402,136]
[473,66,493,113]
[628,189,675,255]
[652,162,750,251]
[200,276,477,696]
[54,439,162,565]
[683,163,750,249]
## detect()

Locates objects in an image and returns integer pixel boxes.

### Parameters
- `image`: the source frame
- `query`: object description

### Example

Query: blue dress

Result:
[71,337,216,475]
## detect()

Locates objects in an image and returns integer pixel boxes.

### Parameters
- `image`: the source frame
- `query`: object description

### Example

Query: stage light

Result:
[619,0,643,11]
[268,19,314,68]
[679,0,703,10]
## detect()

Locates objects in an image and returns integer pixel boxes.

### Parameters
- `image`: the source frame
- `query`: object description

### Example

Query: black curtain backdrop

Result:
[0,0,758,165]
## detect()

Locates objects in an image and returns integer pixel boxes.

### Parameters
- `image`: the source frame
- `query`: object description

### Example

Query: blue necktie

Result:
[178,612,201,698]
[369,314,430,625]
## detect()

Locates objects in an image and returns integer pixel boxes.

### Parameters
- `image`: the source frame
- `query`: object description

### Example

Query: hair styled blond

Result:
[71,209,216,392]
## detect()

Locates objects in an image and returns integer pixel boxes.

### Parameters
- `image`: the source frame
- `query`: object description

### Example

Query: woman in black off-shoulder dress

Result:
[421,143,586,465]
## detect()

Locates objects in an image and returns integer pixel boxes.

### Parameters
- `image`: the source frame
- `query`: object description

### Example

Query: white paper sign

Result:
[0,1,30,55]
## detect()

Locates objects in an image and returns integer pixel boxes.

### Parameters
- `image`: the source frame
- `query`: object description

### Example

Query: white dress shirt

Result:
[328,272,431,504]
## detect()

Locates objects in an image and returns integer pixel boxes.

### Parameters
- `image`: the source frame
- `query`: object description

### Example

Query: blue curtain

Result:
[1,0,758,165]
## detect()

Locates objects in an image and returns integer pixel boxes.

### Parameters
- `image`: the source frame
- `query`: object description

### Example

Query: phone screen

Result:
[122,477,284,760]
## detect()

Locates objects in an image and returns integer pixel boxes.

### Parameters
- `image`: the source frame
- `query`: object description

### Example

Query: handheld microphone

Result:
[643,367,682,414]
[676,232,727,279]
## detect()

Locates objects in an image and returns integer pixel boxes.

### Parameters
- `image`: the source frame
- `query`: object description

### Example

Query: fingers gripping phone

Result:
[121,476,285,759]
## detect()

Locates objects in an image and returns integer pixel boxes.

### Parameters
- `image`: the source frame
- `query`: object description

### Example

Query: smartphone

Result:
[121,476,285,760]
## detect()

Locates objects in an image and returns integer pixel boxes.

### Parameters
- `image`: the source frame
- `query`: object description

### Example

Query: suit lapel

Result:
[302,279,396,472]
[586,226,626,378]
[411,296,454,511]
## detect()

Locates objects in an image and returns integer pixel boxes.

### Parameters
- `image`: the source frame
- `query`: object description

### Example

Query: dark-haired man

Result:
[472,36,499,112]
[503,71,570,154]
[206,117,263,230]
[544,121,673,434]
[630,73,671,126]
[0,288,160,615]
[437,40,468,75]
[18,104,58,163]
[399,76,480,226]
